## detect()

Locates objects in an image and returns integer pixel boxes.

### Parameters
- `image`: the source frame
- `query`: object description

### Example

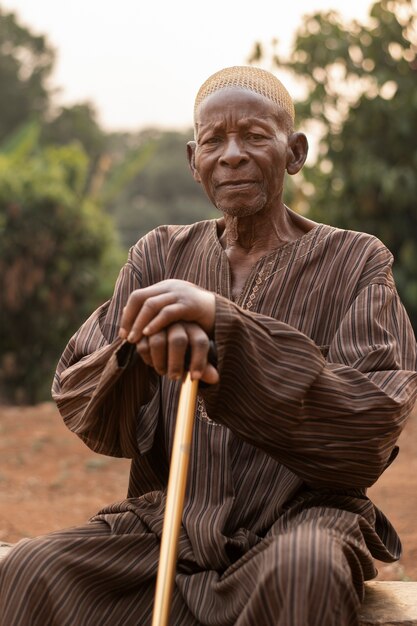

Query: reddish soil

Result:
[0,402,416,580]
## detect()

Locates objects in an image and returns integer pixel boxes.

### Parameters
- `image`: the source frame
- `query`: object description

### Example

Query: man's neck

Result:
[218,205,308,255]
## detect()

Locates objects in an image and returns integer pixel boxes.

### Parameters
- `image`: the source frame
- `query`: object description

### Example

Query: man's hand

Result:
[119,280,218,383]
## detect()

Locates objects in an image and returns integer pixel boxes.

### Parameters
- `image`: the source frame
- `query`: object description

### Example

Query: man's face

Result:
[190,87,293,218]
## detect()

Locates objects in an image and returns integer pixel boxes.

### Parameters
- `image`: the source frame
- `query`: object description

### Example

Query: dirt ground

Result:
[0,402,416,581]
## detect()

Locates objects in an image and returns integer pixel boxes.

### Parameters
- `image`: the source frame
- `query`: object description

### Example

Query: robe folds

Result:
[1,220,417,625]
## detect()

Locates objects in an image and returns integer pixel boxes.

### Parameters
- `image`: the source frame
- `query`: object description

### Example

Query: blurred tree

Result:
[0,6,54,142]
[0,9,108,170]
[250,0,417,328]
[41,102,110,197]
[105,129,216,248]
[41,102,107,162]
[0,126,123,403]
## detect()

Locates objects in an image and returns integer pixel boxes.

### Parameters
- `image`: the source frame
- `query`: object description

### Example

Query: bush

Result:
[0,143,122,403]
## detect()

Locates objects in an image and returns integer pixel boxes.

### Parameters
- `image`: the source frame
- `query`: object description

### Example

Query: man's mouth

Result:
[216,180,257,187]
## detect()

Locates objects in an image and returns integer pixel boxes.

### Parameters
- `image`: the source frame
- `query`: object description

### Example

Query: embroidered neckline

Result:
[211,219,327,262]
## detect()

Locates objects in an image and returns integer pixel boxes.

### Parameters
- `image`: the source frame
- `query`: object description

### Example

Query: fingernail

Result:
[119,329,127,339]
[127,332,135,342]
[191,371,202,381]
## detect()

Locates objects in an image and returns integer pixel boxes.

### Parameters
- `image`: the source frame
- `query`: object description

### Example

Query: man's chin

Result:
[214,190,267,217]
[216,203,264,218]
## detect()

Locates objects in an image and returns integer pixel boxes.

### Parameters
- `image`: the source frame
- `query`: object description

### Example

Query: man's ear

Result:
[187,141,201,182]
[286,132,308,175]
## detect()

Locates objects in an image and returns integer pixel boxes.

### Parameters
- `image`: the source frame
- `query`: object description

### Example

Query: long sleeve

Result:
[51,233,166,458]
[203,256,417,489]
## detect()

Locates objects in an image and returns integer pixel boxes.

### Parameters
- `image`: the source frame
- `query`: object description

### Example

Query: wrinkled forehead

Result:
[194,66,295,124]
[194,87,285,131]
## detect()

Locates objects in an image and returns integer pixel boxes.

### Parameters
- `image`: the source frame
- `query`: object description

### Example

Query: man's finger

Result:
[184,324,210,381]
[147,331,168,376]
[200,363,220,385]
[141,303,189,338]
[120,292,176,342]
[136,336,152,365]
[166,324,188,380]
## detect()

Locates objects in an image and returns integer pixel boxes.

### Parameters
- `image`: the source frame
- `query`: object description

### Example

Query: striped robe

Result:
[1,220,416,625]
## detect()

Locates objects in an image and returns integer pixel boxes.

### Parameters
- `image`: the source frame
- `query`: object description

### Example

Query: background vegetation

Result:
[0,0,416,403]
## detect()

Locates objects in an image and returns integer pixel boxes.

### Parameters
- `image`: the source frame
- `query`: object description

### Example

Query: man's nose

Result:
[219,137,249,167]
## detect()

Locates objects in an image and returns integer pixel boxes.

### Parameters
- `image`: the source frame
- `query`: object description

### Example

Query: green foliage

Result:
[97,137,157,206]
[0,7,54,142]
[0,119,40,161]
[0,134,123,403]
[251,0,417,329]
[41,102,108,162]
[105,129,216,249]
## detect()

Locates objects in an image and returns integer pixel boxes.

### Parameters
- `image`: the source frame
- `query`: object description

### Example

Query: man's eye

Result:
[247,133,265,141]
[205,136,222,145]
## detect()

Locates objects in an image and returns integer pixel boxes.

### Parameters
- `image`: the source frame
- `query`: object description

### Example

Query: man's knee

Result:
[237,525,360,626]
[266,523,360,614]
[273,523,348,582]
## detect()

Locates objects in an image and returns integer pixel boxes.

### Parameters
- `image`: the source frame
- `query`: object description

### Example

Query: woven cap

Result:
[194,66,295,122]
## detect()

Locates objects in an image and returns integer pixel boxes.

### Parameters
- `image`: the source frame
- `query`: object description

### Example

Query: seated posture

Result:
[1,66,416,626]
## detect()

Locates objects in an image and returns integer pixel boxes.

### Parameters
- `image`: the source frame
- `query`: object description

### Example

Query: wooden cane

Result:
[151,372,199,626]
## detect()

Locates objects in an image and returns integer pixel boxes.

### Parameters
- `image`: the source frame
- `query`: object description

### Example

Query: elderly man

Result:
[1,66,416,626]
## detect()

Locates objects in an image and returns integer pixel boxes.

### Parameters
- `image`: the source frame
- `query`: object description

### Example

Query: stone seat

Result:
[0,543,13,561]
[359,581,417,625]
[1,544,416,624]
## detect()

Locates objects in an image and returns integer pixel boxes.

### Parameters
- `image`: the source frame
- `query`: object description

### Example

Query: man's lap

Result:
[0,504,376,625]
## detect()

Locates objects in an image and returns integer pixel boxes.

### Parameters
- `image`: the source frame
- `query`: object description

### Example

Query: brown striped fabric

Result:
[1,220,416,625]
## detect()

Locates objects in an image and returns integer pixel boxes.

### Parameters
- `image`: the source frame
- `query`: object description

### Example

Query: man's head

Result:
[188,66,308,218]
[194,66,295,135]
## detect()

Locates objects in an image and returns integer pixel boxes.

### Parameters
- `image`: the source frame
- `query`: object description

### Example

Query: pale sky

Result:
[3,0,375,131]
